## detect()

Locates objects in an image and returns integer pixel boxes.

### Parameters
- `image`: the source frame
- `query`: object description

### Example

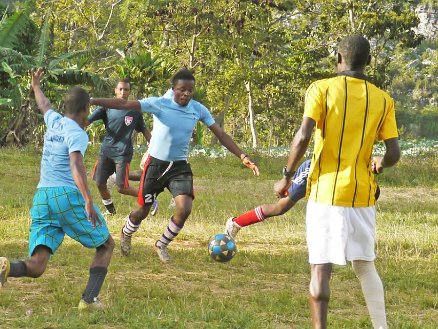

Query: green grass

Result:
[0,146,437,328]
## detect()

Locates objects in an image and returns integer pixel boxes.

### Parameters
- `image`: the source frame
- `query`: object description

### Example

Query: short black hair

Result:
[64,86,89,115]
[172,68,195,86]
[338,35,370,69]
[118,78,130,85]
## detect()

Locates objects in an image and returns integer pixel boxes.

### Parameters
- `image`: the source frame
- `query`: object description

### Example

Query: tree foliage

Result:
[1,0,436,146]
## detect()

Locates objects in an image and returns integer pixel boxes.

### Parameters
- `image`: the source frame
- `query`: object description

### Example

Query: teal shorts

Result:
[29,186,110,256]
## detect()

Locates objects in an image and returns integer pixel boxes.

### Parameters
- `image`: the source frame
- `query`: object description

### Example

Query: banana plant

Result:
[0,2,107,146]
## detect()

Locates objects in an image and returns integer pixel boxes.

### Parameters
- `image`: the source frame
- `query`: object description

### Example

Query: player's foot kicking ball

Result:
[225,217,241,240]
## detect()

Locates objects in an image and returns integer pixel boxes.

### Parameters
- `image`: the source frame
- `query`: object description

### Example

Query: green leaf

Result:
[35,8,51,67]
[0,1,33,48]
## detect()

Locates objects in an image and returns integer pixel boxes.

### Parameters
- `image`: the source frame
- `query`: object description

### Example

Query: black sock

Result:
[82,267,108,303]
[105,203,116,214]
[10,260,27,277]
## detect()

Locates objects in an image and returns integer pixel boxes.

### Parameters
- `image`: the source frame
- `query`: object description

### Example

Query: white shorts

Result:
[306,201,376,265]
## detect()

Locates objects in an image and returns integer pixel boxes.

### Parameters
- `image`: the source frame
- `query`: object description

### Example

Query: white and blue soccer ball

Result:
[208,233,236,262]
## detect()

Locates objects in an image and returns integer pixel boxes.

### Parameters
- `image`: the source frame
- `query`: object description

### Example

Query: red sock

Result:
[234,206,266,227]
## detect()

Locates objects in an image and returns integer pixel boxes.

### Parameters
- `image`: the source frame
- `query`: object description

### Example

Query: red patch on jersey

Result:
[125,116,133,126]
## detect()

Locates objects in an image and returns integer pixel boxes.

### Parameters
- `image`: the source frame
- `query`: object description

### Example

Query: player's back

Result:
[38,110,88,189]
[306,75,395,207]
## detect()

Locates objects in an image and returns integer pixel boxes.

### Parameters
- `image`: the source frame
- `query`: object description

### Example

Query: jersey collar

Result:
[337,70,368,81]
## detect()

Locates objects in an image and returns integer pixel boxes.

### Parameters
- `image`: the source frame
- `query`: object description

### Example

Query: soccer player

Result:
[0,68,115,310]
[90,68,260,262]
[87,78,152,215]
[225,159,311,238]
[274,35,401,329]
[225,160,381,239]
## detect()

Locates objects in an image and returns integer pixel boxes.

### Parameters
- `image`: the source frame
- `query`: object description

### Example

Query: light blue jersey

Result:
[38,110,89,188]
[140,96,215,161]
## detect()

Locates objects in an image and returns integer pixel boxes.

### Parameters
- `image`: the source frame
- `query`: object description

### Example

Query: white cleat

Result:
[225,217,241,240]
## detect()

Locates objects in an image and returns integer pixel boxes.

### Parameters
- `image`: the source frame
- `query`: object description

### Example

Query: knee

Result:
[104,236,115,251]
[27,261,47,278]
[116,186,126,194]
[309,279,330,302]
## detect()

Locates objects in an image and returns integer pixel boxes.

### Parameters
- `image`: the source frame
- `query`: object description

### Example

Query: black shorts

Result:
[92,154,130,188]
[137,155,194,206]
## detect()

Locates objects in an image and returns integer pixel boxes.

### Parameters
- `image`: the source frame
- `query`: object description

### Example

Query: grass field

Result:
[0,146,437,329]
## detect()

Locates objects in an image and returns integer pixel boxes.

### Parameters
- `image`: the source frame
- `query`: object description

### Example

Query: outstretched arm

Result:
[90,98,141,111]
[70,151,100,227]
[209,123,260,176]
[31,68,51,115]
[274,117,315,197]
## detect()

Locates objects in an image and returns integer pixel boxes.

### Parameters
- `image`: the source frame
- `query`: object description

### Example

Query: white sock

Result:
[102,199,113,206]
[156,217,182,247]
[122,215,140,237]
[352,260,387,329]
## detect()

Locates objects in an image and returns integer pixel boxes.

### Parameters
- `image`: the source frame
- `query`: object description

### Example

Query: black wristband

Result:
[282,166,295,178]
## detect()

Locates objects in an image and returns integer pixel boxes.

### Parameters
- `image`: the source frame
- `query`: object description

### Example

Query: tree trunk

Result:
[0,92,38,147]
[210,95,230,146]
[245,80,258,148]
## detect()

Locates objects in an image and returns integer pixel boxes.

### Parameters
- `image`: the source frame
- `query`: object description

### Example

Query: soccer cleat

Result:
[78,297,104,311]
[104,202,116,215]
[154,242,171,263]
[150,199,159,216]
[120,230,132,256]
[0,257,10,288]
[225,217,241,240]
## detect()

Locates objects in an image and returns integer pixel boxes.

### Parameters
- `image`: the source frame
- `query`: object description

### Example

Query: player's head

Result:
[64,86,90,117]
[337,35,371,71]
[171,68,195,106]
[115,78,131,100]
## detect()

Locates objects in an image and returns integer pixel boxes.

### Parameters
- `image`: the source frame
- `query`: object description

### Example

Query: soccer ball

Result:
[208,233,237,262]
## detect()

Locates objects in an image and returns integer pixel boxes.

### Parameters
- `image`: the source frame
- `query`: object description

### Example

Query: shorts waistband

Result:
[150,156,188,165]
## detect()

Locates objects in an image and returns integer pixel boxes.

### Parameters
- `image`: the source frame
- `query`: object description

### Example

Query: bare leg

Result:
[23,245,51,278]
[129,170,143,181]
[129,204,152,225]
[91,236,114,268]
[172,194,192,226]
[97,184,111,200]
[309,263,332,329]
[116,185,139,197]
[260,197,297,218]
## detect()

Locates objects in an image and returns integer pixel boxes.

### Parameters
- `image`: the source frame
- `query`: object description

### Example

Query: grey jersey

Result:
[88,107,146,161]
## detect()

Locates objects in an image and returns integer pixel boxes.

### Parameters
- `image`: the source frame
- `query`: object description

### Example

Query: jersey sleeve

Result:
[303,82,324,123]
[377,96,399,141]
[139,97,162,114]
[66,130,89,156]
[87,107,106,123]
[197,103,215,127]
[44,109,62,127]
